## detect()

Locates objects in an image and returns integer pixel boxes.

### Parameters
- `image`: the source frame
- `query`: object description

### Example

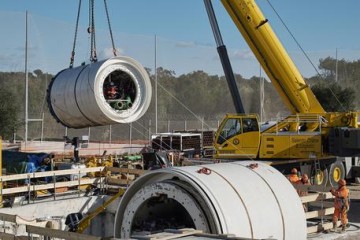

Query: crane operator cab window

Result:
[215,115,260,159]
[217,118,241,144]
[216,117,259,145]
[242,118,259,133]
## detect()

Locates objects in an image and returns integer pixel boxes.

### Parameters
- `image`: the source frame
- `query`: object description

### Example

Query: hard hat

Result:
[338,179,346,186]
[291,168,297,174]
[302,174,309,181]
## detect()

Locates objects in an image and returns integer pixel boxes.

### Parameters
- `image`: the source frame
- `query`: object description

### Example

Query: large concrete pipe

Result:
[47,56,152,128]
[114,161,307,240]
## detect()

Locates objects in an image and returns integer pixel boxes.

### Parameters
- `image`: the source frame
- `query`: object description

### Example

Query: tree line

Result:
[0,57,358,140]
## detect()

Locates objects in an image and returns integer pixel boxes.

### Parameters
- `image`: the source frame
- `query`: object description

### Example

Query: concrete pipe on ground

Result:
[114,161,307,240]
[47,56,152,128]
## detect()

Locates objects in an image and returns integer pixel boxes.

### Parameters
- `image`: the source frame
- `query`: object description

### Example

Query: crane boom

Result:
[221,0,325,114]
[214,0,360,187]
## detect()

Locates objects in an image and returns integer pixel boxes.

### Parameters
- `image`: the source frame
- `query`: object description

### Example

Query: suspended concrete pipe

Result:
[114,161,307,240]
[47,56,152,128]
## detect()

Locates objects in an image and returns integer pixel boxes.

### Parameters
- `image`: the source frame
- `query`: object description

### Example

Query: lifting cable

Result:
[89,0,97,63]
[266,0,345,111]
[69,0,82,68]
[70,0,117,67]
[104,0,117,57]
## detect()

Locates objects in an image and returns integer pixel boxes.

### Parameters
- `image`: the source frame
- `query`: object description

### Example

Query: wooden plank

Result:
[293,184,331,192]
[301,192,333,203]
[107,167,146,175]
[2,177,104,195]
[0,212,17,223]
[0,232,16,240]
[307,221,340,234]
[0,167,104,182]
[306,207,334,219]
[26,225,102,240]
[107,177,133,186]
[309,201,333,208]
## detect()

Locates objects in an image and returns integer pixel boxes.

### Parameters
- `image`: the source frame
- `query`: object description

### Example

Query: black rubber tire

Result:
[312,166,329,187]
[328,161,345,187]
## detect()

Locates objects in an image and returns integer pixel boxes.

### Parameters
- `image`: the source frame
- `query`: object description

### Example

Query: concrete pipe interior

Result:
[47,56,152,128]
[103,70,136,111]
[114,161,307,240]
[130,192,196,233]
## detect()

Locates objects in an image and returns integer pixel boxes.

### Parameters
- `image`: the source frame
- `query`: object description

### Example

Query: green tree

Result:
[0,87,21,139]
[311,82,355,111]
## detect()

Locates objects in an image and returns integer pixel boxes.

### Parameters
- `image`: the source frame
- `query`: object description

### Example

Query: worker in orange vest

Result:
[288,168,300,183]
[330,179,350,232]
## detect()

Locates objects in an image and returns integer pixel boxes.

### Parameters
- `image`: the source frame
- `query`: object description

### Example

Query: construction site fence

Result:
[11,119,222,144]
[0,167,105,206]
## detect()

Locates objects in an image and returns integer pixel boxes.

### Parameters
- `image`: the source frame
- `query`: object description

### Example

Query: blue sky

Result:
[0,0,359,78]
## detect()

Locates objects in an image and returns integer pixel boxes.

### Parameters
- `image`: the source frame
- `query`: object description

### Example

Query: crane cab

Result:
[214,114,260,159]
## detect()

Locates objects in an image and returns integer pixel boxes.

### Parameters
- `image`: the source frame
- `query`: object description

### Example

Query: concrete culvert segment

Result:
[47,56,152,128]
[114,161,307,240]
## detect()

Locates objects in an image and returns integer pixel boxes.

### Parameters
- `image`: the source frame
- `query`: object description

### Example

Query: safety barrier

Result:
[295,185,339,234]
[0,167,105,204]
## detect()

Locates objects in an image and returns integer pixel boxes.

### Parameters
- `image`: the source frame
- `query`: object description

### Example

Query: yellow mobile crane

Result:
[213,0,360,186]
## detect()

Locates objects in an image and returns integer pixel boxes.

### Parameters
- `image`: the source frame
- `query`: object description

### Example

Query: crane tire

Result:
[328,161,345,187]
[312,166,328,187]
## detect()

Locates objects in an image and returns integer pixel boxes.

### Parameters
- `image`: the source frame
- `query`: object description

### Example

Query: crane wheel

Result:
[327,161,345,187]
[312,166,328,187]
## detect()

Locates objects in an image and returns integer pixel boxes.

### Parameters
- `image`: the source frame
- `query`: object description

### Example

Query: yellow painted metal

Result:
[315,170,325,186]
[214,114,260,159]
[214,0,359,160]
[221,0,325,114]
[259,134,322,159]
[324,112,358,129]
[76,188,125,233]
[333,167,341,182]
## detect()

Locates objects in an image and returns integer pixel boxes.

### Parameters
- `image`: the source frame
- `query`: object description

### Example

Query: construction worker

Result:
[105,82,119,99]
[298,174,311,211]
[288,168,300,183]
[330,179,350,232]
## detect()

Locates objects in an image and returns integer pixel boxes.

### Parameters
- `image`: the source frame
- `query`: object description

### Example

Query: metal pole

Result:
[260,65,265,123]
[109,125,112,145]
[335,48,338,82]
[24,11,29,146]
[129,123,132,154]
[155,35,158,134]
[148,119,151,143]
[201,117,204,131]
[40,112,44,142]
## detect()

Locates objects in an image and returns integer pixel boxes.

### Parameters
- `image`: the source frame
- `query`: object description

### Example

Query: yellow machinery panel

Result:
[216,131,260,159]
[259,134,322,159]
